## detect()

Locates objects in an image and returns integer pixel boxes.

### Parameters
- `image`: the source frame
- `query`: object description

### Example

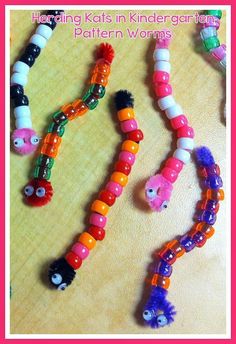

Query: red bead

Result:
[127,129,144,142]
[99,189,116,206]
[88,226,106,241]
[115,160,131,176]
[154,83,172,98]
[177,125,195,138]
[65,251,82,270]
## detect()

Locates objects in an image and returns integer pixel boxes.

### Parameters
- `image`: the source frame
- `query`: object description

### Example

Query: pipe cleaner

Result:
[142,146,224,329]
[48,90,143,290]
[145,36,195,212]
[10,10,64,155]
[23,42,115,206]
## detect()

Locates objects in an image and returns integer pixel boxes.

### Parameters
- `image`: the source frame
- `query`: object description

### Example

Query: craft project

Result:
[10,10,64,155]
[142,147,224,328]
[48,90,143,290]
[145,36,194,212]
[23,43,114,206]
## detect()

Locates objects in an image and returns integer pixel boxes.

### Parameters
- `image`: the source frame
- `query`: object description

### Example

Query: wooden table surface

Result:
[10,9,227,335]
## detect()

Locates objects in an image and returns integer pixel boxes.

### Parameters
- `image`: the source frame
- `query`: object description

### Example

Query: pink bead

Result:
[170,115,188,130]
[177,125,195,139]
[72,242,89,260]
[89,213,107,228]
[106,181,123,197]
[165,157,183,173]
[211,44,226,61]
[119,151,136,166]
[155,34,171,48]
[161,167,178,183]
[202,16,220,30]
[153,71,169,84]
[120,119,138,133]
[154,83,172,98]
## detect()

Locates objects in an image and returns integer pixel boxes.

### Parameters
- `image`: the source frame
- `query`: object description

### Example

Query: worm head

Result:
[145,174,173,212]
[23,178,53,206]
[12,128,40,155]
[48,258,76,291]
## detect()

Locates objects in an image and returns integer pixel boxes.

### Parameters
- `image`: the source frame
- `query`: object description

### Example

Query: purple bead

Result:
[205,175,223,189]
[155,259,172,277]
[195,210,216,225]
[205,199,219,213]
[180,235,195,252]
[193,231,207,247]
[205,164,220,176]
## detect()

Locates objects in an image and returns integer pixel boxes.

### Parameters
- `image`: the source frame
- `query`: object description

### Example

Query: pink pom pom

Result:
[12,128,40,155]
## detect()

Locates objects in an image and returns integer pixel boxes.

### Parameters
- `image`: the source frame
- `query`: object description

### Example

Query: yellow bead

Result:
[110,172,128,187]
[91,200,109,216]
[121,140,139,154]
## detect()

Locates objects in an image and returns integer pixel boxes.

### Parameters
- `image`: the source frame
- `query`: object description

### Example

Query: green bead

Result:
[90,84,106,99]
[36,154,54,169]
[47,122,65,137]
[206,10,222,19]
[52,111,68,126]
[203,36,220,51]
[33,166,51,180]
[82,92,99,110]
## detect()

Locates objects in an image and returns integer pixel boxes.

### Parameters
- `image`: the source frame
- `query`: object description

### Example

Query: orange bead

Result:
[121,140,139,154]
[110,172,128,187]
[44,133,61,147]
[204,189,224,201]
[91,200,109,216]
[79,232,96,250]
[91,72,108,87]
[166,239,185,258]
[71,99,88,116]
[60,104,75,119]
[117,108,135,122]
[41,143,59,158]
[93,61,110,75]
[194,222,215,239]
[151,274,170,289]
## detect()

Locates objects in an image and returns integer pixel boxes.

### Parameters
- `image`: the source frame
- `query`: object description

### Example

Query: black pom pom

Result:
[48,258,75,290]
[114,90,134,110]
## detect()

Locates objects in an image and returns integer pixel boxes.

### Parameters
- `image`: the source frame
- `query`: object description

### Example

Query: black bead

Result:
[25,43,41,58]
[19,53,35,67]
[14,94,29,107]
[10,84,24,99]
[46,10,64,16]
[44,19,57,30]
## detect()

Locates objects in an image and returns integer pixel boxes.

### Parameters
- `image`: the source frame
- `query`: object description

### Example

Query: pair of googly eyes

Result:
[146,189,169,209]
[51,273,67,291]
[143,310,168,327]
[24,185,46,197]
[13,136,39,148]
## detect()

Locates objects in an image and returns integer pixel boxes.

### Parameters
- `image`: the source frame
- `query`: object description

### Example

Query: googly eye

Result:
[146,188,156,199]
[57,283,67,291]
[160,201,169,210]
[24,185,34,197]
[143,310,154,321]
[157,314,168,327]
[51,273,62,285]
[36,187,46,197]
[30,136,40,145]
[13,138,24,148]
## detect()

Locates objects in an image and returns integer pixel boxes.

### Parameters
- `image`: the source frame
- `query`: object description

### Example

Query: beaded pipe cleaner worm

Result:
[142,147,224,329]
[48,91,144,291]
[145,36,195,212]
[23,43,114,207]
[10,10,64,155]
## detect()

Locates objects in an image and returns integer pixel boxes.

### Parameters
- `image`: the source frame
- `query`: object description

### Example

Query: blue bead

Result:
[206,175,223,189]
[155,259,172,277]
[180,235,195,252]
[195,210,216,225]
[205,199,219,212]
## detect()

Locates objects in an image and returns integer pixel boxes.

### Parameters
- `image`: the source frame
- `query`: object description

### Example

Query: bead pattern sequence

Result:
[11,10,64,155]
[23,43,115,207]
[200,10,226,69]
[48,90,144,291]
[145,37,195,212]
[142,146,224,329]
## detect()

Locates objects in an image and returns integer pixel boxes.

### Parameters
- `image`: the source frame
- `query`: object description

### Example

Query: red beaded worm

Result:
[23,43,115,207]
[48,90,144,290]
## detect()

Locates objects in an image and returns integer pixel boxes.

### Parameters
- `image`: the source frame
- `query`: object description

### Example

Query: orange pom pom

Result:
[97,43,115,64]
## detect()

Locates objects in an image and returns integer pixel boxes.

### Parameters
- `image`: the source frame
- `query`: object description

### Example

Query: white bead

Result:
[36,24,53,40]
[14,105,31,119]
[165,104,184,119]
[10,72,27,86]
[220,55,226,69]
[177,138,194,151]
[158,95,175,111]
[15,117,32,129]
[153,49,170,62]
[173,148,191,164]
[13,61,30,75]
[200,27,217,40]
[154,61,171,73]
[30,34,47,49]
